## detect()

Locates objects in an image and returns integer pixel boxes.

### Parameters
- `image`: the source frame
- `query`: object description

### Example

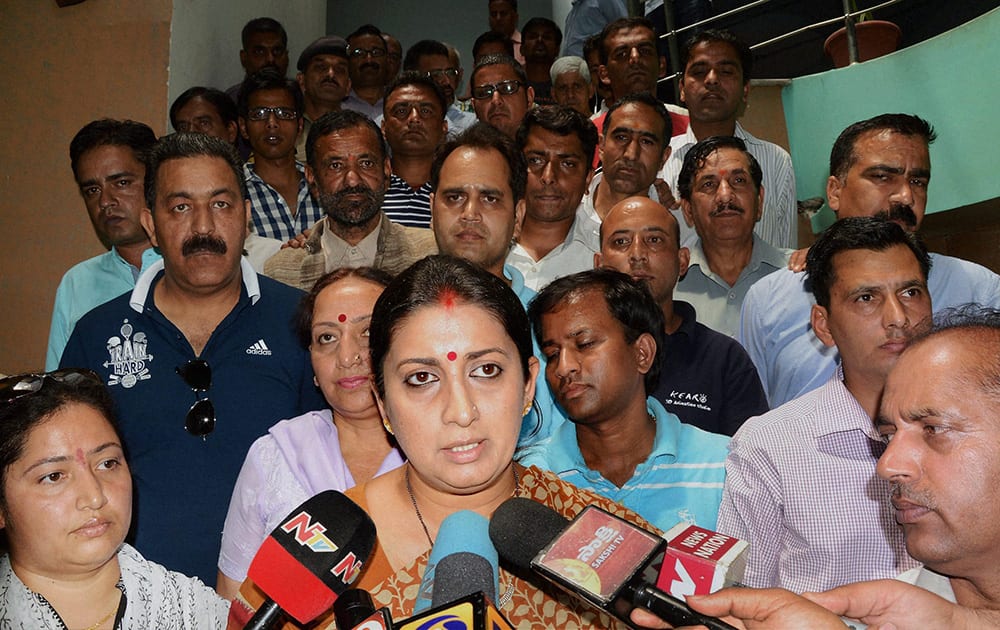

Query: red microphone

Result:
[244,490,377,629]
[657,523,748,599]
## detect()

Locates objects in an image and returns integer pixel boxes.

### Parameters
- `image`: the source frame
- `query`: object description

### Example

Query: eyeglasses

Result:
[426,68,460,80]
[246,106,298,121]
[0,369,101,404]
[348,47,386,59]
[176,360,215,439]
[471,80,523,100]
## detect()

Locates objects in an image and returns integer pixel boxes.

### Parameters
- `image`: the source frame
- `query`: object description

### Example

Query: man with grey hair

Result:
[550,56,593,116]
[60,133,322,585]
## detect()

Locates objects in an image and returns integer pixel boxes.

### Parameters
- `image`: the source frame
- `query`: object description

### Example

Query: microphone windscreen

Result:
[488,497,569,570]
[414,510,499,613]
[432,551,497,606]
[247,490,376,624]
[333,588,376,629]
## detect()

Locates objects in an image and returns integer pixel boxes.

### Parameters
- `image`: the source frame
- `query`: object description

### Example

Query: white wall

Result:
[167,0,326,127]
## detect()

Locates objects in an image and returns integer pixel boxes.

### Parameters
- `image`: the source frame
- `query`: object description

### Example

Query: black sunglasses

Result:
[176,360,216,439]
[0,368,102,404]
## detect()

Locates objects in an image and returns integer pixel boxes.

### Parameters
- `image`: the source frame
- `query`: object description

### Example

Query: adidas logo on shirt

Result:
[246,339,272,356]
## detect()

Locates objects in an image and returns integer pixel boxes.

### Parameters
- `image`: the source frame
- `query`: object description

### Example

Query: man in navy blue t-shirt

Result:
[62,133,323,585]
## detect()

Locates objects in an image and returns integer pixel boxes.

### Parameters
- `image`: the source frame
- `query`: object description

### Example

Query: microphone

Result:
[333,589,392,630]
[488,497,737,630]
[244,490,377,629]
[413,510,499,613]
[657,523,748,599]
[395,515,513,630]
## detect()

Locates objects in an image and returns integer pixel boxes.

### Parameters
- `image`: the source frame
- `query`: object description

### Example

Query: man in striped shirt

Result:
[659,29,798,249]
[380,74,448,228]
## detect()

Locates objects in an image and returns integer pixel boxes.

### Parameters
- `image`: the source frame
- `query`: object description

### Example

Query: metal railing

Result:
[654,0,908,97]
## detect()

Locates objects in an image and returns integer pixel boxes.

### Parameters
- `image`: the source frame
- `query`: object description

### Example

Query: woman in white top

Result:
[0,368,227,629]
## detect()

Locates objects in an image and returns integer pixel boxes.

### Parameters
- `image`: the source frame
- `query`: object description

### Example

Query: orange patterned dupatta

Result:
[333,465,660,629]
[228,465,660,629]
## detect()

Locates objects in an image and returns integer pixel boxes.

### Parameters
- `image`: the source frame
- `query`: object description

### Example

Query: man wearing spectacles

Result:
[60,132,324,586]
[238,68,322,243]
[470,54,534,139]
[294,36,351,160]
[404,39,477,137]
[343,23,388,121]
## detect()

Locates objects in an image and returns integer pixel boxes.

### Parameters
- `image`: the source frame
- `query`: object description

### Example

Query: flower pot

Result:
[824,20,902,68]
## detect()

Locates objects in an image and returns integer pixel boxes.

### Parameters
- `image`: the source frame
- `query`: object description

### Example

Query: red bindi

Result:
[75,448,86,466]
[447,351,458,361]
[338,314,347,322]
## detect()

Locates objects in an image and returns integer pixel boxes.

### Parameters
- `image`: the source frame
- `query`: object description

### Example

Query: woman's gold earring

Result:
[382,418,394,435]
[522,403,532,417]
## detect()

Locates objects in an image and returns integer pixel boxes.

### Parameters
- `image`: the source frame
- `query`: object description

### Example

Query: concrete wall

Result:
[782,7,1000,232]
[0,0,172,373]
[168,0,327,128]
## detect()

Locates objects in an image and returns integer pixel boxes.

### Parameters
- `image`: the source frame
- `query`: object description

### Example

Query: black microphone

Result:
[488,497,737,630]
[244,490,377,629]
[334,588,393,630]
[394,529,514,630]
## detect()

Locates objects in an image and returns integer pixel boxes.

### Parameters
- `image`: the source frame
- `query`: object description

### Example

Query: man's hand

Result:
[629,587,848,629]
[787,246,809,272]
[280,228,311,250]
[653,177,679,210]
[807,579,1000,630]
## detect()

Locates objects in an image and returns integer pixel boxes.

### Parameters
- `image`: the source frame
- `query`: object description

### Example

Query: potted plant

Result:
[823,1,901,67]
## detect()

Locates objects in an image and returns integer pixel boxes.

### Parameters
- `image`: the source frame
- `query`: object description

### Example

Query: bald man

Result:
[596,196,767,435]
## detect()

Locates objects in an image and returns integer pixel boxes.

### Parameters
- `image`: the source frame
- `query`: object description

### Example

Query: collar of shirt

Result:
[129,257,260,313]
[388,173,433,195]
[319,215,382,269]
[541,397,683,474]
[811,365,884,442]
[687,234,790,281]
[111,246,162,282]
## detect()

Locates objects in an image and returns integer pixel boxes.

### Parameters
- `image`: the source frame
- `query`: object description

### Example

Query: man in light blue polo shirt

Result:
[46,119,161,370]
[522,268,729,531]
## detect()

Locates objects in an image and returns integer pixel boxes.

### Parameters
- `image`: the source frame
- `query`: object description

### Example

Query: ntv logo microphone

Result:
[281,509,365,583]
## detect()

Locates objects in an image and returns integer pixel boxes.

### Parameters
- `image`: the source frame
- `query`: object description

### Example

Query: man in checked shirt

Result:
[716,216,932,592]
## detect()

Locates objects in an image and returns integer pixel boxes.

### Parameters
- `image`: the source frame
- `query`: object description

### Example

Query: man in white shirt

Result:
[659,29,797,249]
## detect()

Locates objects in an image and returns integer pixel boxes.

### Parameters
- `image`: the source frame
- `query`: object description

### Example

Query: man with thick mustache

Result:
[61,133,323,584]
[739,114,1000,408]
[264,109,436,290]
[717,216,931,593]
[659,29,797,250]
[673,135,791,337]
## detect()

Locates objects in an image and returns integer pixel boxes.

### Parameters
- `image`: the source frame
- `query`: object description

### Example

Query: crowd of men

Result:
[38,1,1000,627]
